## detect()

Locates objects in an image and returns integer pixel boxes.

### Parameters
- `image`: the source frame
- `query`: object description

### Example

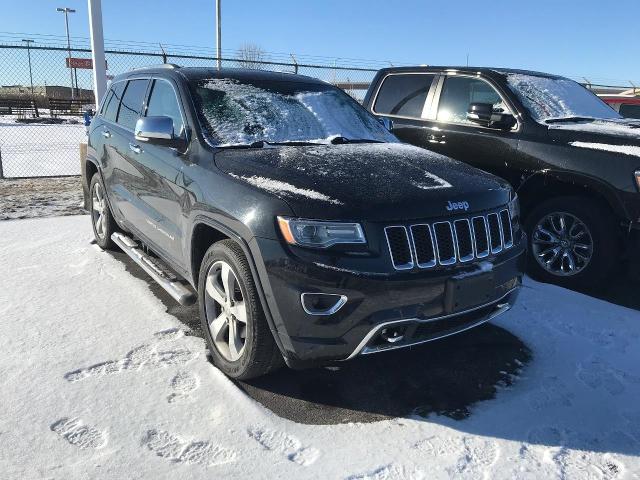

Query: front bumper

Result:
[252,236,526,369]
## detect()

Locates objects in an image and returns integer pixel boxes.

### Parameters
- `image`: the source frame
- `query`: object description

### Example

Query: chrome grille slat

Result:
[384,226,414,270]
[385,208,515,270]
[432,221,457,265]
[409,224,436,268]
[453,218,474,262]
[472,216,490,258]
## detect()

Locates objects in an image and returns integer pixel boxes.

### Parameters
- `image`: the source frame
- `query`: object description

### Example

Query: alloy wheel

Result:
[204,260,248,362]
[91,182,107,240]
[531,211,593,276]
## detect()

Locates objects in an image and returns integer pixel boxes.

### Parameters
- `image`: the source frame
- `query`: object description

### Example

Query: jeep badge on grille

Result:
[446,200,470,211]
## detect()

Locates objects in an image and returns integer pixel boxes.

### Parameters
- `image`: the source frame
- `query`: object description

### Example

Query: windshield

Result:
[505,73,621,123]
[190,77,397,146]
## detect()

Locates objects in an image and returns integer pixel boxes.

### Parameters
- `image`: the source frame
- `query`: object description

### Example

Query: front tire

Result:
[198,240,282,380]
[89,173,118,250]
[524,196,618,289]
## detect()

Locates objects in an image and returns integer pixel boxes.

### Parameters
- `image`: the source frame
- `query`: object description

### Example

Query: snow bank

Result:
[1,216,639,479]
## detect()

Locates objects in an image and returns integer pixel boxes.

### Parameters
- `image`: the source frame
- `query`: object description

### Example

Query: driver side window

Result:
[145,79,185,138]
[437,76,507,124]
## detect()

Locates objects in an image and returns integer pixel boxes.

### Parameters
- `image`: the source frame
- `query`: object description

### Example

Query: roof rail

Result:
[129,63,181,72]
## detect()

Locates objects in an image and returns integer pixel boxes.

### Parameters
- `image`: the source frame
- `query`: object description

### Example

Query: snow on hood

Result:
[570,141,640,157]
[548,118,640,141]
[227,173,343,205]
[216,142,510,221]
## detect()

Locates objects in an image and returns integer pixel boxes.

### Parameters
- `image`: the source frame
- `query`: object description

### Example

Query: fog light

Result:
[301,293,347,316]
[380,326,405,343]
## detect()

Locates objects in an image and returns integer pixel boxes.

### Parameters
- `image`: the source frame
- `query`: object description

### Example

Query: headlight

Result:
[635,170,640,192]
[277,217,366,248]
[508,194,520,221]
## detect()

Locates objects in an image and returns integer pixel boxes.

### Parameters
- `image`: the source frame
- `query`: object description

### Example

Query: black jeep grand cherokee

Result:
[364,67,640,288]
[84,66,524,379]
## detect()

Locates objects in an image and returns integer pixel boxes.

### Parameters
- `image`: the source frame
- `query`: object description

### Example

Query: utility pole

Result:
[57,7,76,99]
[88,0,107,109]
[22,39,37,117]
[216,0,221,69]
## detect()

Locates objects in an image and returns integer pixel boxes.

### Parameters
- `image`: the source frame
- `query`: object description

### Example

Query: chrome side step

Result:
[111,232,196,306]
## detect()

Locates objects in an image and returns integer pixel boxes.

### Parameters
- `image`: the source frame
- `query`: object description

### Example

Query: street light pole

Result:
[57,7,76,99]
[216,0,221,70]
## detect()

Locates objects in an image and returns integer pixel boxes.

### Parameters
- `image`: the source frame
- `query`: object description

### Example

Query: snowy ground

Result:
[0,177,85,220]
[0,116,86,177]
[1,215,639,480]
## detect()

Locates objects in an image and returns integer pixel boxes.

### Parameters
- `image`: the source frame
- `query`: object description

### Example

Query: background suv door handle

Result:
[129,143,142,154]
[101,129,111,138]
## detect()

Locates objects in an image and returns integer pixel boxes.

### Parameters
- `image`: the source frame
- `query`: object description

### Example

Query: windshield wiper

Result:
[545,116,596,124]
[329,136,385,145]
[216,140,271,149]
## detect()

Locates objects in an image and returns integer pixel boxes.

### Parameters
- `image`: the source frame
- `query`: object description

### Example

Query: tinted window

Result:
[374,74,435,118]
[117,79,149,130]
[102,82,125,123]
[146,79,185,136]
[619,104,640,119]
[437,76,506,124]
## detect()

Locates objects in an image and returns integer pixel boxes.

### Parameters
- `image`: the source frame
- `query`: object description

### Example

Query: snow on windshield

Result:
[193,78,396,146]
[505,74,620,123]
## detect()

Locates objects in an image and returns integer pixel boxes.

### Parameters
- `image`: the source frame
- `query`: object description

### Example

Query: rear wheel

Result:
[525,196,618,289]
[89,173,118,250]
[198,240,282,379]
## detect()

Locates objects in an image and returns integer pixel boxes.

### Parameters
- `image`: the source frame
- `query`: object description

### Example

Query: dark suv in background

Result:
[84,66,524,379]
[364,67,640,288]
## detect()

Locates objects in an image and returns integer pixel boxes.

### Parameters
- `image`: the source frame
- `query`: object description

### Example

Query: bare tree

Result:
[236,43,266,70]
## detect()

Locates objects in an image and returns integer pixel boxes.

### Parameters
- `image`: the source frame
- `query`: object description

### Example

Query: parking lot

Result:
[1,214,639,479]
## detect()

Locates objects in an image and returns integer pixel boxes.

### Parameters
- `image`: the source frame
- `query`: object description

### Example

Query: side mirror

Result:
[135,116,185,149]
[378,116,394,132]
[467,102,516,130]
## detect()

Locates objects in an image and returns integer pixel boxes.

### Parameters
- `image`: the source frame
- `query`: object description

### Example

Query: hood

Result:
[548,118,640,147]
[214,143,511,221]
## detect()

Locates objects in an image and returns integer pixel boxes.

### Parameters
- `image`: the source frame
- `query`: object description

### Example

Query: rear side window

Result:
[102,82,125,123]
[437,76,505,124]
[146,79,185,137]
[373,74,435,118]
[117,79,149,130]
[619,103,640,119]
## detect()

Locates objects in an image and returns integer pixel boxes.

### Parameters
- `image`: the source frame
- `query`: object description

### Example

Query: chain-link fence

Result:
[0,44,379,179]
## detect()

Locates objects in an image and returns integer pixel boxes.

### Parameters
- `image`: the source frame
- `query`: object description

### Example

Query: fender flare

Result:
[516,169,627,219]
[190,215,287,357]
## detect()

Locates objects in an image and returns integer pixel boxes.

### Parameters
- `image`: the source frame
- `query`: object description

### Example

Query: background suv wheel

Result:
[525,196,618,289]
[198,239,282,379]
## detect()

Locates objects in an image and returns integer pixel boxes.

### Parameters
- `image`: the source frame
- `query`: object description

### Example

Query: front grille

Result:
[384,226,413,270]
[385,208,515,270]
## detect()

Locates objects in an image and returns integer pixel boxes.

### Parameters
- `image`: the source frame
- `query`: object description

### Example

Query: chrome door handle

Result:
[101,130,111,138]
[129,143,142,154]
